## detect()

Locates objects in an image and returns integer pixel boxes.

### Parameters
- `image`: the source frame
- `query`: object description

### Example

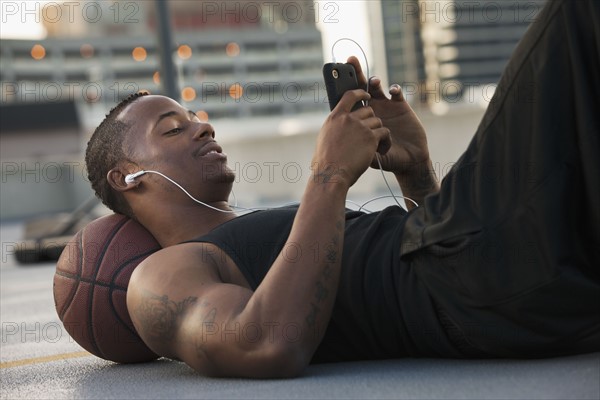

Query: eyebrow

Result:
[154,109,198,127]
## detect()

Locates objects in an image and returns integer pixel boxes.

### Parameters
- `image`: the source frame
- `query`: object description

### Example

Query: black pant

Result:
[401,0,600,357]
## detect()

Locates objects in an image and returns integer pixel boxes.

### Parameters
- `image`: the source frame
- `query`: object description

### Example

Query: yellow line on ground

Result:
[0,351,91,369]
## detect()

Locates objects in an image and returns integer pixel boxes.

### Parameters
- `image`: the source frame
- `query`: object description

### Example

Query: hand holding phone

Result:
[323,63,364,111]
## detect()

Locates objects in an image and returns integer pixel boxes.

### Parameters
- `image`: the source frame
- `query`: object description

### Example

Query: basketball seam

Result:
[55,270,128,291]
[87,216,129,360]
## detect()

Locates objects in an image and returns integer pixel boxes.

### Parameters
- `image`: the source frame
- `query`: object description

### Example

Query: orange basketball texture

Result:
[53,214,160,363]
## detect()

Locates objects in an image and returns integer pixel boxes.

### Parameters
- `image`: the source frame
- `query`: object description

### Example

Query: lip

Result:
[194,141,224,158]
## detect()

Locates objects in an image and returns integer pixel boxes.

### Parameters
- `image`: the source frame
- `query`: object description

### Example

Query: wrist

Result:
[309,162,353,191]
[394,158,436,182]
[302,175,348,213]
[394,159,439,202]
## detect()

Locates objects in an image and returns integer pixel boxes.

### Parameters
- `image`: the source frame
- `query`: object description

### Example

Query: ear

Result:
[107,166,138,192]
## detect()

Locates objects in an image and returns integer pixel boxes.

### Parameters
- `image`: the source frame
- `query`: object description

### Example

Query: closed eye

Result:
[165,127,183,135]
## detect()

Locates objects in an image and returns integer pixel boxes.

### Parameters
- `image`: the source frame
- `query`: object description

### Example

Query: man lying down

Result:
[84,0,599,378]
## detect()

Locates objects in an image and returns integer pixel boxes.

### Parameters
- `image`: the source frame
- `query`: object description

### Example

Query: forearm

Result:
[234,88,381,371]
[241,176,347,361]
[394,158,440,209]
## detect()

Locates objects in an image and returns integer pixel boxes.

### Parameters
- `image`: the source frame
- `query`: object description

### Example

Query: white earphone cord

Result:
[332,38,418,210]
[131,170,250,214]
[126,39,418,213]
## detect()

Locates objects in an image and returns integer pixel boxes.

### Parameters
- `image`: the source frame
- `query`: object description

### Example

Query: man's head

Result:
[85,93,234,220]
[85,92,148,218]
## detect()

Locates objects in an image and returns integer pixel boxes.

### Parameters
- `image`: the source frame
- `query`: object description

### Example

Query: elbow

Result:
[258,343,311,378]
[187,338,312,378]
[278,347,311,378]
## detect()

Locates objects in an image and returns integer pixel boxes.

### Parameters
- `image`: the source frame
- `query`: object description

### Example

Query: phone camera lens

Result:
[332,70,339,79]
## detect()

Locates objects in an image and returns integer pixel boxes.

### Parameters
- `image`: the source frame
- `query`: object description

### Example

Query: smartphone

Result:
[323,63,363,111]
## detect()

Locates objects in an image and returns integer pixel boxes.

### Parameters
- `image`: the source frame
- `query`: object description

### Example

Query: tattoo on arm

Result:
[312,164,342,184]
[304,215,344,330]
[135,292,198,342]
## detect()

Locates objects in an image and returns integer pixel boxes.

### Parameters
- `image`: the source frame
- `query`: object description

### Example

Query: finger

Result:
[389,84,406,102]
[334,89,370,114]
[347,56,368,88]
[367,77,388,99]
[374,127,392,155]
[351,105,375,119]
[364,116,383,130]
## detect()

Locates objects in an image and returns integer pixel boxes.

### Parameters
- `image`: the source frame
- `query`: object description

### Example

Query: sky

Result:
[314,1,372,67]
[0,0,50,39]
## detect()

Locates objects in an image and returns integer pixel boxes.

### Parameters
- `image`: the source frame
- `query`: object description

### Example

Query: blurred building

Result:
[1,0,324,121]
[368,0,426,94]
[0,0,548,220]
[41,0,317,37]
[0,0,326,219]
[369,0,546,108]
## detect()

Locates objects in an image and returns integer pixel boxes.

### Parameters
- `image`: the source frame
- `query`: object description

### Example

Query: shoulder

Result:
[130,242,223,286]
[129,241,249,291]
[125,242,265,376]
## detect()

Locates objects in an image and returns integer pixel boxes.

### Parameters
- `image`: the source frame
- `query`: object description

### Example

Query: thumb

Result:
[389,84,406,102]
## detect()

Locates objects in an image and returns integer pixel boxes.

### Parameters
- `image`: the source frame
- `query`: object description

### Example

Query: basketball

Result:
[53,213,160,363]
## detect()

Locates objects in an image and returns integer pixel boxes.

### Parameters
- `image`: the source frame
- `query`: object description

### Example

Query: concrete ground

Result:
[1,221,599,400]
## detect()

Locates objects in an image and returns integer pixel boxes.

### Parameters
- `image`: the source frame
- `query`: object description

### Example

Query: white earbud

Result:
[125,170,147,184]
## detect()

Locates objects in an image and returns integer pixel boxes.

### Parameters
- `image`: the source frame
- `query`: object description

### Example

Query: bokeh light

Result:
[153,71,160,85]
[225,42,240,57]
[31,44,46,60]
[229,83,243,99]
[80,43,94,59]
[132,47,147,61]
[181,87,196,102]
[196,110,209,122]
[177,44,192,60]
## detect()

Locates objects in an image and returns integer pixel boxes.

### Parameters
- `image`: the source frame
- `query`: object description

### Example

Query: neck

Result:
[134,201,237,247]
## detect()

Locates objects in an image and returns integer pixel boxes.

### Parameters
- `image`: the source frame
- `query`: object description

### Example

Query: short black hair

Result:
[85,91,149,218]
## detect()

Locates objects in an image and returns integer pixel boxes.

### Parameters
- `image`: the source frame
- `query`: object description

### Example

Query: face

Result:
[118,95,235,203]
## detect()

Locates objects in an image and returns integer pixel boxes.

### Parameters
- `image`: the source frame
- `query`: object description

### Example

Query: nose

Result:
[192,122,215,140]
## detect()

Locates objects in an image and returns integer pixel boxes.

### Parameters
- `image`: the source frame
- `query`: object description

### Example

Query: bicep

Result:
[128,247,301,378]
[127,245,252,367]
[131,279,260,376]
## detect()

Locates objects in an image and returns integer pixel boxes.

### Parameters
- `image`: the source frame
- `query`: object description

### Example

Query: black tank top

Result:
[191,205,461,362]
